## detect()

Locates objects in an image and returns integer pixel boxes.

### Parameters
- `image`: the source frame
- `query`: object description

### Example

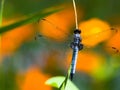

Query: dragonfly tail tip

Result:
[70,73,74,81]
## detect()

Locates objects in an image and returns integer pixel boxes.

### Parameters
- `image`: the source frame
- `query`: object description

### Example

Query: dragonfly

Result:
[35,0,119,80]
[36,19,119,80]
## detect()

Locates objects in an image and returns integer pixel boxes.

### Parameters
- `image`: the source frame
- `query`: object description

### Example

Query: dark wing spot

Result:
[112,47,116,49]
[112,47,120,53]
[38,34,43,37]
[110,27,118,32]
[34,34,43,40]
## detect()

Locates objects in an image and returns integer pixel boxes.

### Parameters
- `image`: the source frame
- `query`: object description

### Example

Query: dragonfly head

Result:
[74,29,81,34]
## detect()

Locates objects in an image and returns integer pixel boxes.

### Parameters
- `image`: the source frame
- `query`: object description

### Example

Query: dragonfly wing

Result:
[36,18,120,55]
[81,27,118,47]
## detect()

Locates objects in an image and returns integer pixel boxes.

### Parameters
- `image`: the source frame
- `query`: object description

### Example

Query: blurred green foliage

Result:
[0,59,18,90]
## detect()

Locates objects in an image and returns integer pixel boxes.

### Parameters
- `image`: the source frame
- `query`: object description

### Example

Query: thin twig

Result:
[72,0,79,29]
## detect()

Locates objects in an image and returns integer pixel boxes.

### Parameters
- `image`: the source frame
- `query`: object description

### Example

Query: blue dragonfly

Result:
[35,0,119,80]
[35,19,118,80]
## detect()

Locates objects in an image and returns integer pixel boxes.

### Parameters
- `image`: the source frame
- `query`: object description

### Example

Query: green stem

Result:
[59,65,71,90]
[0,0,5,27]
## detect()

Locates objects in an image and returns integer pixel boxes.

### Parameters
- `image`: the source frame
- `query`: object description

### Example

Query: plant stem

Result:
[59,65,71,90]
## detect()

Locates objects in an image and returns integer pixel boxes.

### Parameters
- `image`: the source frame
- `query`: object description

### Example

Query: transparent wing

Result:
[36,18,120,54]
[81,27,118,46]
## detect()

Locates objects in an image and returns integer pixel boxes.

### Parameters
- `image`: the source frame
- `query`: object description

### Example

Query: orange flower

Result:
[38,4,83,41]
[66,51,104,74]
[79,18,112,47]
[20,67,51,90]
[1,19,35,57]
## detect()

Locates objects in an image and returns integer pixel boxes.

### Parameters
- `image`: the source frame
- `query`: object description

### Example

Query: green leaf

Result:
[0,0,5,27]
[0,8,62,34]
[45,76,79,90]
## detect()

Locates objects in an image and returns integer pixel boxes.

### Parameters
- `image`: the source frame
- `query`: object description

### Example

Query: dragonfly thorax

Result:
[70,29,83,50]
